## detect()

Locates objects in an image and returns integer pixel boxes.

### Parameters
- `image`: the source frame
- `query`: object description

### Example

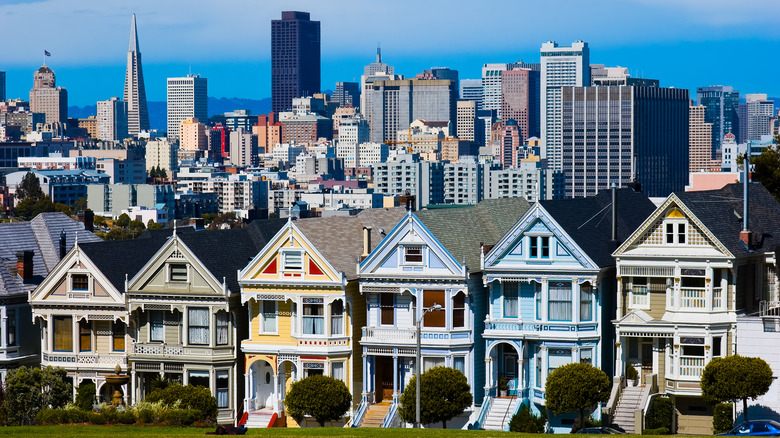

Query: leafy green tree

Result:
[509,403,547,433]
[93,214,107,227]
[3,366,71,425]
[545,362,610,430]
[75,382,96,411]
[70,197,88,215]
[15,171,44,201]
[645,395,674,432]
[399,366,472,428]
[207,212,241,230]
[752,137,780,202]
[115,213,131,228]
[129,219,146,231]
[105,228,134,240]
[714,402,734,434]
[285,374,351,426]
[701,355,773,421]
[147,219,164,230]
[14,195,69,220]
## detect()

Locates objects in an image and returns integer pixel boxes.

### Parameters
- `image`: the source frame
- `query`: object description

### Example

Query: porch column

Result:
[130,369,136,405]
[484,357,492,394]
[72,317,79,354]
[273,372,279,413]
[392,355,398,402]
[244,372,250,410]
[362,353,368,397]
[540,346,548,390]
[705,267,713,312]
[615,340,623,377]
[0,309,6,349]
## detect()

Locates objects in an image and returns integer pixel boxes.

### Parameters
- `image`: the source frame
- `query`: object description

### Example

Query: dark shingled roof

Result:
[541,188,656,268]
[675,183,780,257]
[417,197,532,273]
[79,219,287,293]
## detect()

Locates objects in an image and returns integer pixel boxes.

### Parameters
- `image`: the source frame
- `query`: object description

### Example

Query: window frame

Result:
[112,320,125,352]
[452,292,466,328]
[149,310,164,343]
[664,219,687,245]
[259,300,278,334]
[548,281,573,321]
[629,276,650,309]
[71,274,89,291]
[216,370,230,409]
[6,308,17,347]
[79,319,91,352]
[580,283,593,321]
[503,282,519,318]
[53,315,73,352]
[403,245,424,264]
[330,299,344,336]
[281,250,303,271]
[169,263,188,282]
[380,293,394,326]
[215,311,229,346]
[302,299,325,336]
[188,307,210,345]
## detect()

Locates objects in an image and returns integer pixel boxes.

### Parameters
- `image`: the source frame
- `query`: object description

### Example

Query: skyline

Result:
[2,0,780,107]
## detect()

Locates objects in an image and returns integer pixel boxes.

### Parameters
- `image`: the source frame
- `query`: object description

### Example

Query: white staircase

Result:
[612,386,646,434]
[245,408,275,428]
[482,397,519,431]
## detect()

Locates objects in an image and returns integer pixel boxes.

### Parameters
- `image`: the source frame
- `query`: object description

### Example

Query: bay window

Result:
[452,292,466,328]
[504,283,519,318]
[216,371,229,408]
[53,315,72,352]
[548,281,572,321]
[112,321,125,352]
[303,298,324,335]
[261,300,277,334]
[216,311,229,346]
[188,307,209,345]
[423,290,445,328]
[6,309,16,347]
[580,284,593,321]
[149,311,164,342]
[330,300,344,336]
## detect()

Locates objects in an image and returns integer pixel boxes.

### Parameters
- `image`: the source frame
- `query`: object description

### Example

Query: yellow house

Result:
[238,209,403,427]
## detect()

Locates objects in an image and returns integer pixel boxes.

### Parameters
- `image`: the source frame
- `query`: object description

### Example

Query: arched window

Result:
[452,292,466,328]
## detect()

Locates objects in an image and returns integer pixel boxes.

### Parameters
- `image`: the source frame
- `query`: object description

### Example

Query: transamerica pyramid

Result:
[123,13,149,136]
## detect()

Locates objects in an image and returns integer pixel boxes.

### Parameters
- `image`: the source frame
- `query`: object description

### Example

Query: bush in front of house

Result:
[644,395,674,433]
[713,402,734,434]
[509,403,547,433]
[144,383,217,422]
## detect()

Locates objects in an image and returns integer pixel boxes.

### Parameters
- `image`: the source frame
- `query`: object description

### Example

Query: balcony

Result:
[760,301,780,318]
[42,351,127,368]
[484,319,598,337]
[679,357,705,378]
[132,343,234,359]
[680,287,706,309]
[360,326,471,346]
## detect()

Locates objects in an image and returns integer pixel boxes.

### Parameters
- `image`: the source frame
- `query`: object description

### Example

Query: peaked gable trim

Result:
[483,203,599,270]
[613,193,733,258]
[358,211,466,278]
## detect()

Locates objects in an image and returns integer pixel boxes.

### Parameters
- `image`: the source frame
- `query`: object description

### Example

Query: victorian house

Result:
[478,188,654,432]
[238,209,403,427]
[612,183,780,434]
[355,198,529,428]
[1,213,100,381]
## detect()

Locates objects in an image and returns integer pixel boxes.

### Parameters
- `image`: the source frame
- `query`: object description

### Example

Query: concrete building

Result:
[0,110,45,138]
[460,78,483,110]
[360,47,399,128]
[696,85,740,157]
[368,79,456,144]
[123,14,149,137]
[476,109,497,148]
[442,156,491,205]
[86,183,175,218]
[500,68,540,141]
[167,74,207,140]
[271,143,306,165]
[96,97,128,142]
[253,113,282,154]
[336,116,369,168]
[540,41,590,170]
[176,173,265,214]
[145,137,178,174]
[0,140,73,168]
[271,11,320,113]
[333,82,359,107]
[561,85,689,198]
[74,116,98,139]
[689,104,715,173]
[499,120,522,169]
[179,117,208,152]
[487,159,563,202]
[280,113,332,143]
[18,152,96,171]
[371,154,445,209]
[29,65,67,131]
[481,63,507,117]
[332,105,357,140]
[7,169,109,205]
[456,100,477,143]
[228,128,258,167]
[746,93,775,141]
[590,64,659,87]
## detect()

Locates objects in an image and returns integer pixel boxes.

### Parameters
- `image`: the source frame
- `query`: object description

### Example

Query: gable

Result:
[127,236,226,296]
[615,195,732,258]
[240,220,343,286]
[359,212,466,278]
[484,204,598,271]
[30,246,125,306]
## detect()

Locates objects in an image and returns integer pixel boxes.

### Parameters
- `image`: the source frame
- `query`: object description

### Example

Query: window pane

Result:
[535,283,542,319]
[216,371,229,408]
[112,321,125,352]
[580,284,593,321]
[548,282,572,321]
[6,309,16,347]
[504,283,519,318]
[72,274,88,291]
[303,304,324,335]
[150,311,164,342]
[216,311,229,346]
[404,246,423,263]
[79,319,91,352]
[423,291,445,328]
[188,308,209,345]
[283,251,303,270]
[189,370,210,389]
[541,236,550,258]
[423,356,445,371]
[454,357,465,375]
[580,348,592,364]
[331,362,344,382]
[262,301,277,333]
[677,223,686,244]
[170,264,187,282]
[452,293,465,328]
[530,237,538,257]
[380,293,394,325]
[666,223,674,243]
[330,300,343,335]
[53,315,73,352]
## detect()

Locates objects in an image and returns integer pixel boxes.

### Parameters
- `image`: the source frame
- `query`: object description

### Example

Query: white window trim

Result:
[68,270,91,294]
[628,277,651,310]
[280,249,304,272]
[168,263,189,283]
[401,245,425,265]
[259,300,279,335]
[148,310,165,343]
[663,219,687,245]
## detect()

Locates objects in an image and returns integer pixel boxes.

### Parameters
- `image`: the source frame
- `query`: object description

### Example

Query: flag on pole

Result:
[44,50,51,56]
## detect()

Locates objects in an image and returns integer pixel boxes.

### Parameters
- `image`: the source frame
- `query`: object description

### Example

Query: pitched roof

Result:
[675,182,780,257]
[294,208,407,280]
[0,212,101,297]
[417,197,532,272]
[541,188,656,268]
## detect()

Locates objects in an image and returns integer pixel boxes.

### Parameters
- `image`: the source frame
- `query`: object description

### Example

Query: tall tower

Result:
[540,41,589,170]
[696,85,739,158]
[123,13,150,137]
[271,11,321,113]
[30,64,67,127]
[167,74,208,141]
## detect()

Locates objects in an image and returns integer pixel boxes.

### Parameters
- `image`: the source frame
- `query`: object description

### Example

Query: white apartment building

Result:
[540,41,589,170]
[336,116,369,167]
[456,100,477,142]
[18,152,96,170]
[145,137,178,174]
[177,173,265,214]
[166,74,207,140]
[271,143,306,164]
[229,128,258,167]
[746,93,775,141]
[97,97,128,142]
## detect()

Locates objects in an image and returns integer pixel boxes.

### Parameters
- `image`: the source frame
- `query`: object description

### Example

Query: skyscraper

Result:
[360,47,398,129]
[0,71,5,101]
[333,82,360,107]
[271,11,321,113]
[689,104,714,173]
[460,79,483,110]
[167,74,208,141]
[746,93,775,141]
[500,68,540,141]
[696,85,740,158]
[29,64,68,128]
[123,13,149,137]
[481,63,507,117]
[540,41,590,170]
[96,97,128,142]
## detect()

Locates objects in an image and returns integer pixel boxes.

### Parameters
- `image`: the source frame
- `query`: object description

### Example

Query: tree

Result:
[398,366,472,428]
[3,366,71,425]
[284,374,351,427]
[14,195,69,220]
[509,403,547,433]
[752,137,780,202]
[93,214,107,227]
[545,362,610,430]
[116,213,131,228]
[75,382,96,411]
[70,197,88,215]
[147,219,164,230]
[15,172,44,201]
[701,355,773,422]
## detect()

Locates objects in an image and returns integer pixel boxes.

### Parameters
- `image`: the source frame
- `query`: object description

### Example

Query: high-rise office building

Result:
[456,100,477,142]
[417,68,459,98]
[689,104,714,173]
[460,79,483,110]
[696,85,740,157]
[123,13,149,137]
[368,79,457,144]
[0,71,5,101]
[167,74,207,141]
[561,85,689,198]
[590,64,659,87]
[500,68,540,141]
[271,11,320,113]
[481,63,507,117]
[540,41,590,170]
[500,120,522,169]
[96,97,128,142]
[29,64,68,128]
[333,82,360,107]
[746,93,775,141]
[360,48,398,127]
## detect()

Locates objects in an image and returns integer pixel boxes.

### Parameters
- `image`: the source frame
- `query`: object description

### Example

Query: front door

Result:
[641,342,654,379]
[374,356,394,402]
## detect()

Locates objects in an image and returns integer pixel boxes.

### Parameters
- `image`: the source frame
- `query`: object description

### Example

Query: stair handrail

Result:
[381,402,399,428]
[603,375,625,425]
[470,396,492,430]
[501,389,518,431]
[638,375,659,433]
[347,396,368,428]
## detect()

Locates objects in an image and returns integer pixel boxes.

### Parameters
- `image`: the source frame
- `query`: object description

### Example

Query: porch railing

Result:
[680,287,706,309]
[679,357,705,377]
[363,327,416,342]
[712,287,723,309]
[470,392,492,430]
[760,301,780,317]
[43,352,127,366]
[347,396,368,428]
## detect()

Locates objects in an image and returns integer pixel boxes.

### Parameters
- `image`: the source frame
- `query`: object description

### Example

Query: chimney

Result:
[361,226,372,261]
[59,230,67,259]
[740,147,753,247]
[611,183,618,242]
[84,210,94,232]
[193,218,205,230]
[16,250,33,282]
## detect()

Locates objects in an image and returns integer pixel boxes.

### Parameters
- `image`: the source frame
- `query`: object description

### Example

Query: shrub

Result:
[398,367,472,428]
[138,407,155,424]
[116,409,136,425]
[145,384,217,422]
[643,427,670,435]
[36,408,65,425]
[626,364,639,381]
[285,374,352,427]
[509,404,547,433]
[4,366,71,425]
[88,411,107,425]
[645,396,674,431]
[100,405,118,424]
[545,363,610,431]
[714,402,734,434]
[163,408,199,426]
[66,408,90,424]
[75,383,96,411]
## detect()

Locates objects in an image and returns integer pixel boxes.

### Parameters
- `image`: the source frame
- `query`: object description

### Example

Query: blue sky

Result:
[2,0,780,107]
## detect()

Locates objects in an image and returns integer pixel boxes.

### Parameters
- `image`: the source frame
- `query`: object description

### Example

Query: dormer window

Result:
[529,236,550,258]
[72,274,88,291]
[403,246,423,264]
[664,208,687,245]
[282,251,303,271]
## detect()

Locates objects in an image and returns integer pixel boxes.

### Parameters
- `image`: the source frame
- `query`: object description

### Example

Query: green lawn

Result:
[0,426,701,438]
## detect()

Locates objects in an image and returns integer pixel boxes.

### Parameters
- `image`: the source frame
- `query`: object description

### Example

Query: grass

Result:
[0,426,705,438]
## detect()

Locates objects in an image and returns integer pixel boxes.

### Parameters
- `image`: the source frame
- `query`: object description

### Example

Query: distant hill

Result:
[68,96,272,132]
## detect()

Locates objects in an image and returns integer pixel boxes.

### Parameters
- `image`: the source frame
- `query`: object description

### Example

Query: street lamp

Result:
[416,302,442,428]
